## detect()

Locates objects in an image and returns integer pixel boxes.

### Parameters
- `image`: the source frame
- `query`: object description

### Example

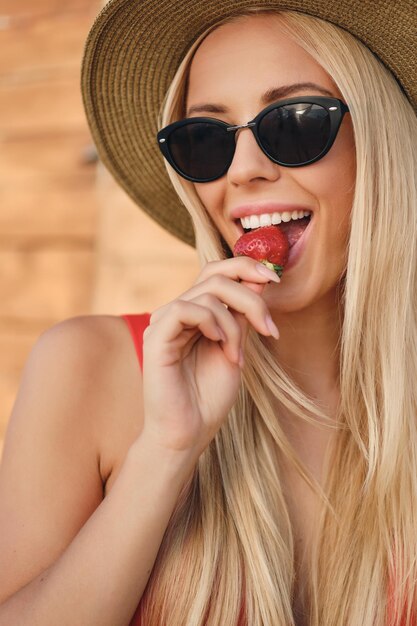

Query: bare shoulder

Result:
[0,314,144,602]
[34,313,145,485]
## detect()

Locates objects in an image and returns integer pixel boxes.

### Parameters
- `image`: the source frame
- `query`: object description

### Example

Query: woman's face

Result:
[186,15,356,313]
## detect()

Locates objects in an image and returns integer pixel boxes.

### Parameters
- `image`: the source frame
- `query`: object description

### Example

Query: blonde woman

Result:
[0,1,416,625]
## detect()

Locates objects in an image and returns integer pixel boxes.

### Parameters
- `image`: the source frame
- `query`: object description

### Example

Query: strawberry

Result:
[233,225,289,277]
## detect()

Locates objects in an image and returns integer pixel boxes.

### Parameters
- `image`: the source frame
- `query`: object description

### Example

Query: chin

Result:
[267,278,337,314]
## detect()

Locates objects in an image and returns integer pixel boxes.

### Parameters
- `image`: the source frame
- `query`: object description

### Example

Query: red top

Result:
[120,313,415,626]
[121,312,151,372]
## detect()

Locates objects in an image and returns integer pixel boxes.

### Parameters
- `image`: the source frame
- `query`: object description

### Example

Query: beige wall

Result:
[0,0,199,452]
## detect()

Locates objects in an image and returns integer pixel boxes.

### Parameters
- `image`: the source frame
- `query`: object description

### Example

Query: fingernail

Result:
[255,263,280,283]
[265,314,280,339]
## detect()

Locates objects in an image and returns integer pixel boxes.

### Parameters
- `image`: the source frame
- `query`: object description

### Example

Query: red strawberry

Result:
[233,225,289,277]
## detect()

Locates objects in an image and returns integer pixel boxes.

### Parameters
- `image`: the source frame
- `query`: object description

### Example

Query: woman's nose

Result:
[226,126,281,186]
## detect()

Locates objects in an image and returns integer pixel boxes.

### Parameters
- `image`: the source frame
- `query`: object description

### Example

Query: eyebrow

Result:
[186,82,335,116]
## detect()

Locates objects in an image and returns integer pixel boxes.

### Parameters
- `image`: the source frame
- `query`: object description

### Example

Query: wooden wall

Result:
[0,0,199,453]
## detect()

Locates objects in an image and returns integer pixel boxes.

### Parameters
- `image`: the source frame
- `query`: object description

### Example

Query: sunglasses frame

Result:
[157,96,350,183]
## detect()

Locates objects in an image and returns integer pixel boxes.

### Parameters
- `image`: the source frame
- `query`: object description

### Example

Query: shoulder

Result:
[20,314,146,487]
[35,312,143,372]
[36,313,133,356]
[31,314,141,406]
[0,314,145,601]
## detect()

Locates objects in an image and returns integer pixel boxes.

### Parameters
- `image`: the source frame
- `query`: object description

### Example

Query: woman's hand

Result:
[141,257,280,458]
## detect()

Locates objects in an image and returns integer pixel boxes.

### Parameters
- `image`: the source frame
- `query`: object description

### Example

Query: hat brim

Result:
[81,0,416,247]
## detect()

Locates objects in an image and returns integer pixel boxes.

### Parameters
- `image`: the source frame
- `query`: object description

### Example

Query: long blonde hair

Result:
[136,10,417,625]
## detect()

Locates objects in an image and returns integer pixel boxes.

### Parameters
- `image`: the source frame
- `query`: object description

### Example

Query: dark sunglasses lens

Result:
[168,122,234,180]
[258,103,331,164]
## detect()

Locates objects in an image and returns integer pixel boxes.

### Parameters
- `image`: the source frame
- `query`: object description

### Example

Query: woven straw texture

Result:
[81,0,416,247]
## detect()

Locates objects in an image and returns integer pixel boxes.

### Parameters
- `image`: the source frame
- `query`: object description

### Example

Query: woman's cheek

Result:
[194,181,225,224]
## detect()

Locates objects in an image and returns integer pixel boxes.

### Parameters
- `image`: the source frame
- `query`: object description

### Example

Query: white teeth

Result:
[249,215,259,229]
[260,213,272,227]
[240,210,311,230]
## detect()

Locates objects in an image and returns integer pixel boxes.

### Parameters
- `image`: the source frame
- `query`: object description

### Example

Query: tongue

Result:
[277,216,310,248]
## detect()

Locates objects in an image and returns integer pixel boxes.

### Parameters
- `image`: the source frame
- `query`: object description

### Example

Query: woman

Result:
[0,1,415,625]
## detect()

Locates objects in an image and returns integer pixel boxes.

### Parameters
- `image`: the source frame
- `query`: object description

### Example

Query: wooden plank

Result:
[0,8,100,77]
[0,75,88,137]
[1,0,97,19]
[0,130,96,184]
[95,165,199,258]
[1,129,98,238]
[0,330,47,452]
[0,249,95,319]
[0,316,55,335]
[0,188,97,239]
[92,256,200,315]
[0,332,38,383]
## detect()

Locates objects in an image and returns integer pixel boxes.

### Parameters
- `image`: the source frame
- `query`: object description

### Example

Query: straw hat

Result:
[81,0,416,248]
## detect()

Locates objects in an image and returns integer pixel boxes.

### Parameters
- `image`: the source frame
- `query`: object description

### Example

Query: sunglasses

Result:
[157,96,350,183]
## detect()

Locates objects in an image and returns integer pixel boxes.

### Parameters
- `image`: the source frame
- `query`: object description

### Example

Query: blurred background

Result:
[0,0,199,454]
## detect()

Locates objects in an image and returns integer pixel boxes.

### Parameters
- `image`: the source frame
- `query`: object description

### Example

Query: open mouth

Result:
[242,213,312,249]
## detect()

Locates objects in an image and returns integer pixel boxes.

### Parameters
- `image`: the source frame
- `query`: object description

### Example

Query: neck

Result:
[268,289,343,408]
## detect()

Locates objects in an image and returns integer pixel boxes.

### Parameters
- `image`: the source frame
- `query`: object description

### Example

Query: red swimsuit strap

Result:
[120,313,151,371]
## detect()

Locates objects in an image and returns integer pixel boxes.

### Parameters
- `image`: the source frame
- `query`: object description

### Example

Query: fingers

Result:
[185,293,245,364]
[145,300,227,363]
[195,256,280,286]
[151,257,278,324]
[146,297,244,366]
[179,273,278,338]
[147,257,280,365]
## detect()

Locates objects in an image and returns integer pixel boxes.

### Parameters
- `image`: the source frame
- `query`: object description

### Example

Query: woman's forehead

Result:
[187,15,339,109]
